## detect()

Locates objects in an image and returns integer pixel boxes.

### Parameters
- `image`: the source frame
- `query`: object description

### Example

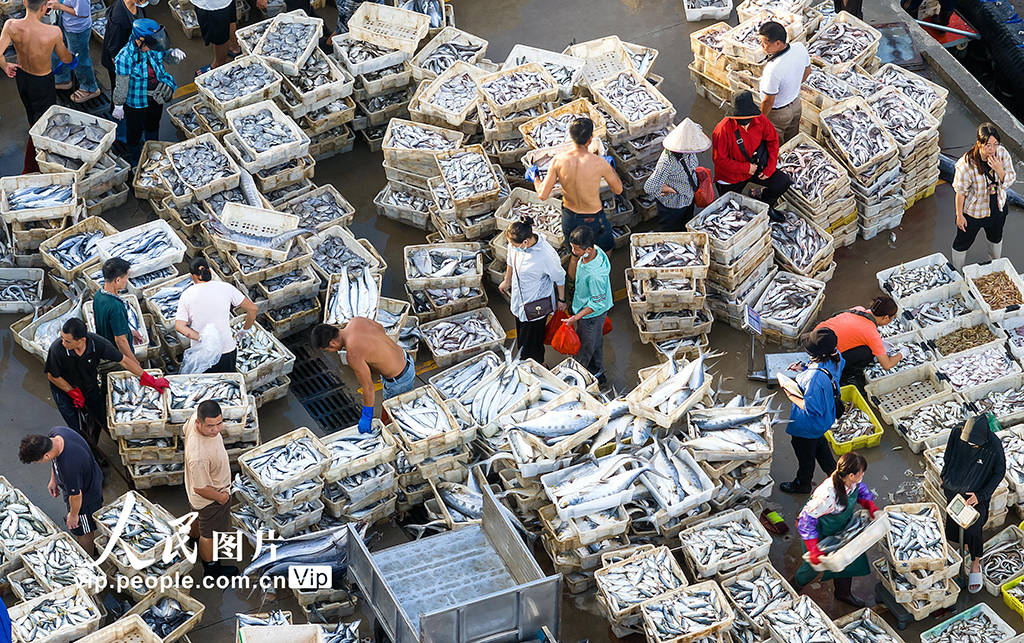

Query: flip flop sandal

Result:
[55,81,73,90]
[71,89,100,103]
[968,571,983,593]
[194,65,212,78]
[760,509,789,535]
[227,48,242,59]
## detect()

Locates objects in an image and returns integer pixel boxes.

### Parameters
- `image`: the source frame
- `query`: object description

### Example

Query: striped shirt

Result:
[953,145,1015,219]
[643,150,698,209]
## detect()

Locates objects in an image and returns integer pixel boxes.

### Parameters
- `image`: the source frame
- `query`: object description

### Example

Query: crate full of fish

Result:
[538,504,630,554]
[684,0,731,22]
[825,385,884,453]
[331,33,409,77]
[769,209,834,278]
[884,502,948,572]
[164,372,247,423]
[502,44,584,100]
[639,580,734,643]
[934,343,1021,391]
[253,154,315,193]
[281,49,353,115]
[801,508,890,574]
[499,387,609,460]
[225,100,310,172]
[18,531,106,595]
[321,423,397,482]
[408,26,487,82]
[763,595,847,643]
[117,434,177,465]
[250,9,322,76]
[686,192,769,265]
[420,306,504,367]
[305,223,379,281]
[475,62,558,120]
[95,219,186,279]
[683,403,774,463]
[721,11,805,64]
[540,453,643,522]
[878,255,963,310]
[382,118,464,175]
[874,63,948,121]
[679,508,772,579]
[752,271,825,341]
[627,354,713,428]
[404,242,483,290]
[976,523,1024,596]
[0,172,77,223]
[626,270,706,312]
[589,69,674,137]
[104,369,167,437]
[238,426,330,498]
[165,133,242,204]
[93,490,176,562]
[0,490,58,562]
[963,375,1024,428]
[963,258,1024,322]
[124,588,205,641]
[381,384,462,461]
[889,392,971,454]
[551,357,600,394]
[194,53,282,116]
[414,61,484,129]
[630,232,710,280]
[819,97,898,180]
[39,215,118,280]
[517,98,607,150]
[719,560,798,630]
[254,264,319,309]
[0,267,43,314]
[595,546,689,625]
[8,583,102,643]
[636,437,715,519]
[28,105,116,165]
[323,266,382,327]
[865,86,939,161]
[921,603,1016,643]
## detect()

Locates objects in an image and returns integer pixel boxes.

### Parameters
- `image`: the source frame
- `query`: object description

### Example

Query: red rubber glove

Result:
[858,498,880,519]
[139,372,170,393]
[805,538,822,565]
[66,388,86,409]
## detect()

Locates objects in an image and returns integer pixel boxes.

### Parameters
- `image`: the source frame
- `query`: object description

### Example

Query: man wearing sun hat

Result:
[643,118,711,231]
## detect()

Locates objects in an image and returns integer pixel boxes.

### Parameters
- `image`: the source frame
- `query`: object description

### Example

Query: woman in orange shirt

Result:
[815,296,903,385]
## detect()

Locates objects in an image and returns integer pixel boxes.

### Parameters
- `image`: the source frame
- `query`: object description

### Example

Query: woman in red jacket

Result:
[712,91,792,219]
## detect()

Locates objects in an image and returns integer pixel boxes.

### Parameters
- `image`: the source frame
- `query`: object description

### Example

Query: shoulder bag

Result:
[513,246,553,322]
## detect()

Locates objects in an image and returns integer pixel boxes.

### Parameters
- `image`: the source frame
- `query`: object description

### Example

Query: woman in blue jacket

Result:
[780,328,844,495]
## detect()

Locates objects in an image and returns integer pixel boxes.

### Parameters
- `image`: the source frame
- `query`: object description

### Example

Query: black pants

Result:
[790,435,836,488]
[515,317,547,364]
[205,349,238,374]
[952,196,1006,251]
[834,0,863,18]
[840,345,874,386]
[943,487,988,558]
[656,201,695,232]
[15,68,56,126]
[51,383,105,447]
[718,170,793,209]
[125,102,163,164]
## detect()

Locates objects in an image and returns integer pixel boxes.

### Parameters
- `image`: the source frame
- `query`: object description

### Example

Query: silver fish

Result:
[777,142,845,204]
[325,265,379,324]
[593,71,666,122]
[425,72,478,114]
[286,190,352,229]
[110,374,163,423]
[199,57,278,102]
[633,240,703,268]
[754,273,821,325]
[39,111,108,151]
[243,437,323,488]
[886,506,945,563]
[689,197,760,242]
[11,592,99,641]
[808,21,876,64]
[169,141,235,188]
[937,346,1018,389]
[407,246,480,279]
[822,103,895,166]
[423,309,500,355]
[386,122,458,152]
[864,341,930,379]
[257,21,317,64]
[925,609,1006,643]
[875,66,939,112]
[597,547,686,611]
[764,596,843,643]
[419,39,483,76]
[897,399,967,442]
[869,90,933,145]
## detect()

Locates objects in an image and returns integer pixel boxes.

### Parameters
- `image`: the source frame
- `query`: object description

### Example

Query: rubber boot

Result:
[143,129,159,143]
[937,6,953,24]
[988,240,1002,261]
[833,576,870,607]
[952,249,967,271]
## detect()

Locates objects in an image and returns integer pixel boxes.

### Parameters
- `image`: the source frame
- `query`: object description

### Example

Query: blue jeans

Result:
[53,28,98,93]
[381,353,415,400]
[561,206,614,252]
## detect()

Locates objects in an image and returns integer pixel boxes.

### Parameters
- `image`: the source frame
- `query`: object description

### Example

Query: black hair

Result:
[25,0,46,12]
[197,399,222,422]
[506,217,534,244]
[189,256,213,282]
[832,452,867,510]
[758,21,788,44]
[62,317,87,340]
[102,257,131,282]
[311,323,340,349]
[19,435,52,463]
[870,296,898,318]
[569,117,594,146]
[569,225,596,249]
[967,122,1000,174]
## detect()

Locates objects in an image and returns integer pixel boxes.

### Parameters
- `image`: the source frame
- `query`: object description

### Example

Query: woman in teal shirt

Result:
[565,225,613,386]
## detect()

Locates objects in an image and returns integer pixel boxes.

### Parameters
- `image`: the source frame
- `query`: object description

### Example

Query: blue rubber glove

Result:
[524,163,541,183]
[358,405,374,433]
[602,154,616,169]
[52,53,79,74]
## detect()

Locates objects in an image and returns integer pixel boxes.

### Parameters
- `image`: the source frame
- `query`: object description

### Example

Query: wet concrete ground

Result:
[2,0,1024,640]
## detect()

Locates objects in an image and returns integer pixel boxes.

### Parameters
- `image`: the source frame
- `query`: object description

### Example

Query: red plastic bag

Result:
[544,310,568,345]
[551,323,581,355]
[602,316,613,335]
[693,166,715,208]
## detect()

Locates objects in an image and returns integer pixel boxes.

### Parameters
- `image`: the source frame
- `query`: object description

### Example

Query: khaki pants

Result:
[768,100,802,143]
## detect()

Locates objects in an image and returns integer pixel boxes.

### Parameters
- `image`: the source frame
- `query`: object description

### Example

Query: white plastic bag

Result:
[179,324,224,374]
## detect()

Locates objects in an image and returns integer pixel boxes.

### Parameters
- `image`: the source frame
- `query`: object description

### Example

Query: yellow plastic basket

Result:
[826,385,884,455]
[1002,573,1024,619]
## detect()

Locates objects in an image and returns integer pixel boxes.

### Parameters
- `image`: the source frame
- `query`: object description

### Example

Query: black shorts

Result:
[195,0,236,46]
[69,501,102,536]
[15,68,56,126]
[197,500,231,538]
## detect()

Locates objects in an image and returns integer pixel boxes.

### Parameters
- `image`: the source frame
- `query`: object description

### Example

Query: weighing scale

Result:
[743,305,807,383]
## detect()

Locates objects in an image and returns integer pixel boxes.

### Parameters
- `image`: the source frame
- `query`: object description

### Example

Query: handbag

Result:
[513,248,553,322]
[684,163,716,208]
[734,128,769,175]
[811,365,845,420]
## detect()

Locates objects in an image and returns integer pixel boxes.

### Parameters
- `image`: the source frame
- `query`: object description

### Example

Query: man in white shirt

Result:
[758,21,811,144]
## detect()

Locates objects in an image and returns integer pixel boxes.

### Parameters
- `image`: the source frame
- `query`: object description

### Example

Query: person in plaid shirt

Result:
[952,122,1016,269]
[110,18,184,164]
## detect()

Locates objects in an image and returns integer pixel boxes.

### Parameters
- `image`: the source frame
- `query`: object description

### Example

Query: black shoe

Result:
[780,481,812,494]
[834,577,872,607]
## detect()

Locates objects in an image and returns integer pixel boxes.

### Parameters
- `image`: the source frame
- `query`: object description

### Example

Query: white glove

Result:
[235,328,251,341]
[111,105,124,120]
[168,48,186,63]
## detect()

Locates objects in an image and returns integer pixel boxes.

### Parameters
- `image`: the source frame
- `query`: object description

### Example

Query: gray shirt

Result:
[508,235,565,322]
[644,151,698,209]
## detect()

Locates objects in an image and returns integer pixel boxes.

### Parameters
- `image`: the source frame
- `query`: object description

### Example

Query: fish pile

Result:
[204,188,246,217]
[104,226,179,268]
[511,56,576,88]
[640,440,710,510]
[864,341,930,379]
[195,102,225,132]
[804,68,857,101]
[388,394,455,441]
[635,355,709,418]
[755,273,821,326]
[887,506,944,563]
[771,211,829,271]
[335,37,393,64]
[695,24,729,53]
[551,359,594,390]
[876,67,939,112]
[830,407,876,442]
[93,15,107,37]
[527,112,589,148]
[480,69,551,107]
[234,321,289,372]
[898,399,966,442]
[777,143,845,203]
[501,397,599,446]
[729,611,762,643]
[40,112,109,151]
[817,511,872,556]
[973,271,1024,310]
[935,323,997,356]
[11,592,99,642]
[258,21,316,63]
[10,572,46,600]
[426,72,478,114]
[680,513,770,571]
[237,611,291,627]
[384,185,432,213]
[626,47,656,75]
[166,377,244,412]
[288,50,335,92]
[408,246,480,279]
[834,67,885,97]
[884,262,955,299]
[730,13,796,50]
[0,277,38,303]
[841,616,900,643]
[870,91,933,145]
[244,437,324,488]
[386,122,458,151]
[50,230,104,270]
[691,199,760,241]
[595,72,667,122]
[325,265,379,324]
[364,89,409,113]
[460,361,531,425]
[110,375,163,424]
[438,150,497,200]
[170,141,235,188]
[937,346,1017,388]
[22,534,105,590]
[723,566,793,619]
[140,597,194,637]
[147,275,193,320]
[978,389,1024,424]
[200,60,278,101]
[312,236,371,274]
[633,240,704,268]
[320,622,361,643]
[433,352,502,399]
[324,429,390,470]
[598,548,685,612]
[286,190,351,229]
[909,294,971,326]
[420,40,483,76]
[5,183,74,211]
[95,494,174,553]
[980,537,1024,585]
[764,596,842,643]
[643,585,727,639]
[0,492,56,552]
[808,21,876,63]
[685,404,772,457]
[233,108,298,154]
[925,609,1007,643]
[823,104,894,166]
[424,309,502,355]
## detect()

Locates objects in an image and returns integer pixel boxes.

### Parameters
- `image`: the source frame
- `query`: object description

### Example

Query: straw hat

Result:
[662,119,711,154]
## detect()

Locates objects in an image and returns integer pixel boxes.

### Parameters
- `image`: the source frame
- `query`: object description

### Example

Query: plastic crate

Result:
[825,385,883,454]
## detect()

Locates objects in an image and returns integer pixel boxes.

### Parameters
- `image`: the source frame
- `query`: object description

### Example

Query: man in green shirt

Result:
[93,258,144,365]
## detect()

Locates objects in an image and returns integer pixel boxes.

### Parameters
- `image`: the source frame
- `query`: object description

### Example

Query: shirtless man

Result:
[532,117,623,253]
[0,0,75,172]
[311,320,414,433]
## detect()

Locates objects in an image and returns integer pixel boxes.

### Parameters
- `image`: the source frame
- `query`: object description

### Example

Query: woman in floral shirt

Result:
[951,122,1016,269]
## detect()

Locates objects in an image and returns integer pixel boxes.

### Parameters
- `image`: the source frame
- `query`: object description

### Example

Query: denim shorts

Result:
[382,353,415,400]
